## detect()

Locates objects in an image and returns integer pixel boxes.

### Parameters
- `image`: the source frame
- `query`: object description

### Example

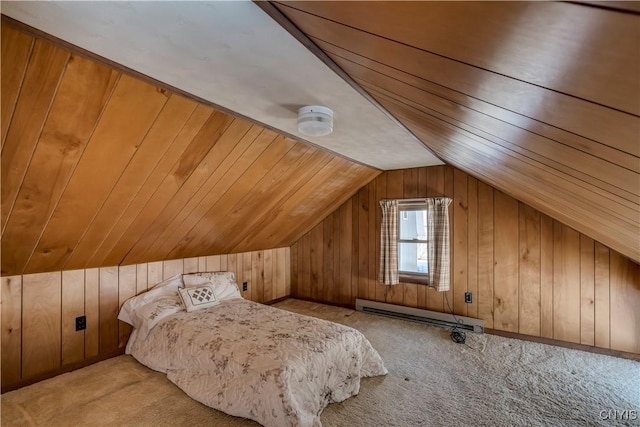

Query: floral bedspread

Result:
[126,298,387,426]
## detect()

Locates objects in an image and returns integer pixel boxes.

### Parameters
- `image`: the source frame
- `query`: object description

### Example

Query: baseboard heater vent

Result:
[355,299,484,333]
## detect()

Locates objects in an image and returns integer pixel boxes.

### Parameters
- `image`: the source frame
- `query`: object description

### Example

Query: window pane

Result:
[399,242,429,274]
[399,209,427,240]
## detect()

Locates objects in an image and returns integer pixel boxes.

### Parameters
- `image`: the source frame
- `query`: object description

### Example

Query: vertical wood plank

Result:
[358,186,370,300]
[118,265,136,348]
[1,276,22,387]
[493,191,519,332]
[323,216,335,302]
[467,176,478,318]
[285,247,291,296]
[609,251,640,353]
[183,257,199,273]
[162,259,183,279]
[553,222,581,343]
[442,166,455,313]
[367,180,377,302]
[594,243,610,349]
[351,194,360,306]
[22,272,62,378]
[227,253,237,285]
[242,252,252,300]
[580,236,595,346]
[263,249,274,302]
[310,225,324,301]
[453,169,468,316]
[276,248,287,299]
[301,233,311,299]
[98,267,119,353]
[61,270,85,365]
[290,243,298,297]
[206,255,221,272]
[519,204,541,336]
[220,254,228,271]
[540,214,554,339]
[332,211,342,302]
[339,200,353,305]
[197,256,207,273]
[251,250,264,303]
[147,261,163,288]
[84,268,99,358]
[477,182,494,326]
[136,263,148,295]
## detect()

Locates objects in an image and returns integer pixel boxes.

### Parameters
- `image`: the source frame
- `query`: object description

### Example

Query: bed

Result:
[118,272,387,427]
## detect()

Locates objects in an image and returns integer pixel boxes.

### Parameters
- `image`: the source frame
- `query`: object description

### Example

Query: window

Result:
[398,203,428,277]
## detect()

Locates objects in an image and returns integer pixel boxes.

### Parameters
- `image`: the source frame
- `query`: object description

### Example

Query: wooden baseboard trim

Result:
[264,295,291,305]
[485,329,640,362]
[1,348,126,394]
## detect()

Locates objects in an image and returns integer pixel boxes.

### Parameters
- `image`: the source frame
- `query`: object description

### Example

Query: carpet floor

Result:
[2,299,639,426]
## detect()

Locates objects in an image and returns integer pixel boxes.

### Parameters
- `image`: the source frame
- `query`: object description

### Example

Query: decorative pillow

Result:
[182,271,242,301]
[178,283,219,312]
[118,274,183,326]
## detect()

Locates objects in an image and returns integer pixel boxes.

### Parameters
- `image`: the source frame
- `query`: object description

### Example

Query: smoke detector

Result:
[297,105,333,137]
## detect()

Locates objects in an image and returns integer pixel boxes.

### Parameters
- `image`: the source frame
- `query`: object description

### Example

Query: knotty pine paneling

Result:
[0,23,379,277]
[0,248,290,391]
[291,166,640,354]
[274,2,640,262]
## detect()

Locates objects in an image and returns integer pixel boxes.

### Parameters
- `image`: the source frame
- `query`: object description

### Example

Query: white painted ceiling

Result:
[2,1,442,170]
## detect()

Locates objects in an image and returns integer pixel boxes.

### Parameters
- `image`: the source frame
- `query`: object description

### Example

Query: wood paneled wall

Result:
[274,2,640,263]
[0,23,379,277]
[291,166,640,354]
[1,248,290,391]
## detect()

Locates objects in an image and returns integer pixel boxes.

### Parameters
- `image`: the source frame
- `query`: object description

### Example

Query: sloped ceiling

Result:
[271,1,640,262]
[0,23,379,276]
[1,1,638,277]
[0,1,441,170]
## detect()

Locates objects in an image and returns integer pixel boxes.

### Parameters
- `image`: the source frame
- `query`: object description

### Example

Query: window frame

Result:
[397,202,430,285]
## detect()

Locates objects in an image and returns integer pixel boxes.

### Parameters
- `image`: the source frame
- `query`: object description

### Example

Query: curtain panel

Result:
[379,200,399,285]
[426,197,452,292]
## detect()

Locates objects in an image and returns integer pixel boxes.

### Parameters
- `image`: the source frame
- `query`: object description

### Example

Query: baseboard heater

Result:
[355,299,484,333]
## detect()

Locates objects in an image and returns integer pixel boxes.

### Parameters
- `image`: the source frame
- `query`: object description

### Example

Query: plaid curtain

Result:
[379,200,399,285]
[426,197,452,292]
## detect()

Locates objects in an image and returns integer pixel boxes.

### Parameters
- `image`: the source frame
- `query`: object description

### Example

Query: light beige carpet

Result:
[2,299,639,427]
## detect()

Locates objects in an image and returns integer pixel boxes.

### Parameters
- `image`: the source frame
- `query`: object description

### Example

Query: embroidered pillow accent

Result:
[178,283,219,312]
[182,271,242,301]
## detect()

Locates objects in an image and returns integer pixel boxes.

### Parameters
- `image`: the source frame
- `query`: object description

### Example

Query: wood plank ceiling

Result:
[272,1,640,263]
[0,23,379,276]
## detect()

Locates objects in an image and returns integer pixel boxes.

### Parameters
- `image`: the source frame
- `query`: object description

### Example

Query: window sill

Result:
[399,274,430,286]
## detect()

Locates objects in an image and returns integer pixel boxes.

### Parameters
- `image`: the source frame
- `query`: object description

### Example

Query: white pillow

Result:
[182,272,242,301]
[132,294,184,338]
[118,274,183,326]
[178,283,219,312]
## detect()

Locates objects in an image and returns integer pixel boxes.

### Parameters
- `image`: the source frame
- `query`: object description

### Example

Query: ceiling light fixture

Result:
[297,105,333,137]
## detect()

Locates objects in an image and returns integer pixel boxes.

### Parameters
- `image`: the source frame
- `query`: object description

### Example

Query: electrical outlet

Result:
[464,292,472,304]
[76,315,86,331]
[242,282,248,292]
